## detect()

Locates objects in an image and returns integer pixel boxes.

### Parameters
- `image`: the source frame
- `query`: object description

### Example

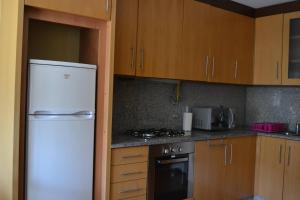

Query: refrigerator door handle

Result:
[33,110,55,115]
[72,111,94,115]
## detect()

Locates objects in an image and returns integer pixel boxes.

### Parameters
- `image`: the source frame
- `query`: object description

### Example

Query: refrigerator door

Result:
[28,63,96,115]
[26,115,94,200]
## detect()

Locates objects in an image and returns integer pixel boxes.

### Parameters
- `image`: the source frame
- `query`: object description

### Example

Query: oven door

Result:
[148,154,194,200]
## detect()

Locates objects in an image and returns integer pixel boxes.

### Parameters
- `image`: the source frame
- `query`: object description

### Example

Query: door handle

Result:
[211,56,215,78]
[205,55,209,78]
[105,0,109,13]
[224,144,228,166]
[276,61,279,80]
[234,60,238,79]
[287,146,291,166]
[130,47,136,70]
[140,48,145,70]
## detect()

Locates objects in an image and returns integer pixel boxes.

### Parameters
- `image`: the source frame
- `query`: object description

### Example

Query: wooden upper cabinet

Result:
[181,0,211,81]
[25,0,111,20]
[255,137,286,200]
[254,15,283,85]
[114,0,138,76]
[209,7,254,85]
[210,7,237,84]
[282,11,300,85]
[225,137,256,200]
[283,140,300,200]
[232,14,254,85]
[194,140,227,200]
[136,0,183,79]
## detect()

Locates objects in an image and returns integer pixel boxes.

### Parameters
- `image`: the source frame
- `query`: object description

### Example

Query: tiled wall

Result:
[112,77,247,135]
[246,86,300,131]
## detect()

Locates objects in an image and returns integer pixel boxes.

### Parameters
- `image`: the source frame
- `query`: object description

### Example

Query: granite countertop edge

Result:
[111,129,300,149]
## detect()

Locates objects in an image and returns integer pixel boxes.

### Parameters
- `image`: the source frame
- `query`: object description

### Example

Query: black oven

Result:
[148,142,194,200]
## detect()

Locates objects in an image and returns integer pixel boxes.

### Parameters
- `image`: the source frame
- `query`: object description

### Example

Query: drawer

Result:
[111,195,146,200]
[111,146,148,165]
[111,162,148,183]
[110,179,147,200]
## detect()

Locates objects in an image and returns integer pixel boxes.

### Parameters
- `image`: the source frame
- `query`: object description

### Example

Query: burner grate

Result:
[125,128,185,139]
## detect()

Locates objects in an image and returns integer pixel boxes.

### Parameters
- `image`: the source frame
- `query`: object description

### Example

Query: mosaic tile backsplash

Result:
[246,86,300,131]
[112,77,247,135]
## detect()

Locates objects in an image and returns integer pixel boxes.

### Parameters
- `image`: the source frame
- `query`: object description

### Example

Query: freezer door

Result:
[28,63,96,114]
[26,115,94,200]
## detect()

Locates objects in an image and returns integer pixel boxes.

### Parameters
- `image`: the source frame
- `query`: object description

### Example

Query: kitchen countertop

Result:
[111,129,300,148]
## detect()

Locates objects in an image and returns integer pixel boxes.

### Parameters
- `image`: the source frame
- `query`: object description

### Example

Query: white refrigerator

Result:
[26,59,96,200]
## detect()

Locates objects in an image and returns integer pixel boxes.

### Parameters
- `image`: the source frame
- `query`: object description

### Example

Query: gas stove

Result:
[125,128,186,139]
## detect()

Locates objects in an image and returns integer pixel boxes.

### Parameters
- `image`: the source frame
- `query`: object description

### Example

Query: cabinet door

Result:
[209,7,237,84]
[283,11,300,85]
[225,137,256,200]
[283,140,300,200]
[136,0,183,79]
[254,15,283,85]
[194,140,227,200]
[181,0,211,81]
[114,0,138,75]
[255,137,286,200]
[25,0,111,20]
[232,14,254,85]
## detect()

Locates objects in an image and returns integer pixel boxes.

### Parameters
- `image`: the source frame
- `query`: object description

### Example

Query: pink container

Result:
[250,122,287,133]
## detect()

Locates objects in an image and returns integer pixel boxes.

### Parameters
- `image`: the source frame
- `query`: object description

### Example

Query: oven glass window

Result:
[155,156,188,200]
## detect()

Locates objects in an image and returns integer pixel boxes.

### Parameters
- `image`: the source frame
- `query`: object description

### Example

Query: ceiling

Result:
[232,0,296,8]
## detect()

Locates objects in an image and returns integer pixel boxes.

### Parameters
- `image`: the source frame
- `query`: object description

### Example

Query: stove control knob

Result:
[171,147,176,153]
[178,147,182,152]
[163,148,169,154]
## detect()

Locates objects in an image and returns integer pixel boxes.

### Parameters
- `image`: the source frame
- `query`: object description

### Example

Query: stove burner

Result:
[125,128,185,139]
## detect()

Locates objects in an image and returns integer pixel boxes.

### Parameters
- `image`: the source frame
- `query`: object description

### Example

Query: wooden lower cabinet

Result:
[110,146,148,200]
[255,137,286,200]
[194,136,256,200]
[283,140,300,200]
[255,136,300,200]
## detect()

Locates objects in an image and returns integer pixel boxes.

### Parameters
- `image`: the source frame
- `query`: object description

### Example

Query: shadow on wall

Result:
[112,77,247,135]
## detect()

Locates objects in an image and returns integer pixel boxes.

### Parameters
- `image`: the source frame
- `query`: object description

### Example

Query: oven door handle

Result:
[157,157,189,165]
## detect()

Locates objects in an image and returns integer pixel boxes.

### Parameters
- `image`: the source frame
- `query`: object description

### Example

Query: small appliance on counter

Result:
[250,122,287,133]
[183,106,193,134]
[192,106,235,131]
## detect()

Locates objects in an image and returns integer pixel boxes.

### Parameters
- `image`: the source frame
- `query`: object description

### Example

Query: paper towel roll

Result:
[183,112,193,132]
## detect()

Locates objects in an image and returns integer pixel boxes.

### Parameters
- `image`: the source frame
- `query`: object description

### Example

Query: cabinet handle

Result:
[105,0,109,13]
[122,154,143,159]
[121,171,143,176]
[287,146,291,166]
[279,145,283,164]
[211,56,215,78]
[205,56,209,78]
[234,60,238,79]
[224,144,228,166]
[140,49,144,70]
[130,48,135,70]
[119,188,143,194]
[229,144,233,165]
[276,61,279,80]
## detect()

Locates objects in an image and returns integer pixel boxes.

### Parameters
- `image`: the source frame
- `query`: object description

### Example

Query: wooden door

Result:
[181,0,211,81]
[255,137,286,200]
[254,15,283,85]
[209,7,237,84]
[194,140,227,200]
[136,0,183,79]
[25,0,111,20]
[232,14,255,85]
[114,0,138,75]
[283,140,300,200]
[225,137,256,200]
[282,11,300,85]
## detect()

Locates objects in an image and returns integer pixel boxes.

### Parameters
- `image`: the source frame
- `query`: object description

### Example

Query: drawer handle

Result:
[122,154,144,159]
[121,171,144,176]
[119,188,143,194]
